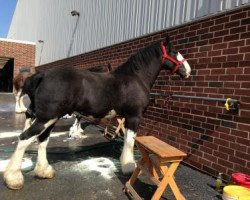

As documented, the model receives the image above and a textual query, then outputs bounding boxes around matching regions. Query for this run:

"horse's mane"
[112,42,161,74]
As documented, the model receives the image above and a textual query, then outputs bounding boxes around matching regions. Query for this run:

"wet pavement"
[0,93,222,200]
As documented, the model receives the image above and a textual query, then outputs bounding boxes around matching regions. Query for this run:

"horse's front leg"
[120,117,140,174]
[3,118,57,189]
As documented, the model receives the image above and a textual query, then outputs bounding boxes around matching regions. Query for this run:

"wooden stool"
[125,136,187,200]
[104,117,125,139]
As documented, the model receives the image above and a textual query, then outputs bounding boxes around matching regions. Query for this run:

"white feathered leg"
[34,138,55,179]
[3,136,36,189]
[69,118,84,138]
[15,90,27,113]
[120,129,136,174]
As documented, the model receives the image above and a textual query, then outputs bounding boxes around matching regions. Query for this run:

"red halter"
[161,42,186,74]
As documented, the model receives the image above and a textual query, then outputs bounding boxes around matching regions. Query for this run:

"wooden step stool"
[124,136,187,200]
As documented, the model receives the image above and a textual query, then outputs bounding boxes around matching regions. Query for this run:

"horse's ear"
[165,35,172,52]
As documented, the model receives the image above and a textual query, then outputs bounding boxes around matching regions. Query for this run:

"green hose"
[0,138,123,155]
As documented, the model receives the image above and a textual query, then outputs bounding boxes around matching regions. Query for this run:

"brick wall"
[0,40,35,77]
[37,6,250,179]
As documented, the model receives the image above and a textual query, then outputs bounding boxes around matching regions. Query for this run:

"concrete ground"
[0,93,223,200]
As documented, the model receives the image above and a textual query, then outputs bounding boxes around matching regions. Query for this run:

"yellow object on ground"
[223,185,250,200]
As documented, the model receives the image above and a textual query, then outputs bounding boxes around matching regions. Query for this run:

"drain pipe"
[150,93,240,111]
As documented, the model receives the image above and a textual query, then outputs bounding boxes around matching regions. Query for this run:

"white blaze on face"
[177,52,191,78]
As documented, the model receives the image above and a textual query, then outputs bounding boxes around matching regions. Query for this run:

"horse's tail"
[21,72,44,98]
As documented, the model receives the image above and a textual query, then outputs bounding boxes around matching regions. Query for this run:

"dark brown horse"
[4,36,191,190]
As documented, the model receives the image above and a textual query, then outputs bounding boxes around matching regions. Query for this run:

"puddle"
[0,157,34,172]
[0,131,69,139]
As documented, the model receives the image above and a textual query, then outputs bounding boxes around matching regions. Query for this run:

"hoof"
[3,171,24,190]
[34,165,55,179]
[121,162,136,175]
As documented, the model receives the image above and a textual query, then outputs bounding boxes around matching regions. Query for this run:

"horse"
[3,36,191,190]
[13,70,34,113]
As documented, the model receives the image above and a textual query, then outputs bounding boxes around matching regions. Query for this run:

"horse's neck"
[135,59,162,90]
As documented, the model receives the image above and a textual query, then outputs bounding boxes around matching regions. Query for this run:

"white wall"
[8,0,250,66]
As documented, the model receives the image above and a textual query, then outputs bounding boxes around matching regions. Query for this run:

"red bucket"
[232,173,250,189]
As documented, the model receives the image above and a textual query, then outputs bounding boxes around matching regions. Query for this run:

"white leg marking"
[69,118,85,139]
[120,129,136,174]
[23,118,32,132]
[15,90,23,113]
[20,95,27,112]
[34,138,55,178]
[3,136,36,189]
[43,119,57,129]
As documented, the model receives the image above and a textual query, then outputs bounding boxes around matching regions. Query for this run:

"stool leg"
[115,118,125,135]
[128,158,144,186]
[151,162,180,200]
[137,144,154,175]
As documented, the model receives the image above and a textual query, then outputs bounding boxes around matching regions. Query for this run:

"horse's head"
[161,36,191,79]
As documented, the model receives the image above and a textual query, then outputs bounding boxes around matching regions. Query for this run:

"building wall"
[8,0,250,66]
[0,39,35,77]
[37,6,250,179]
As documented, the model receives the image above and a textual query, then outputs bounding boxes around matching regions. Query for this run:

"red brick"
[230,143,247,152]
[236,74,250,81]
[227,54,244,61]
[240,46,250,53]
[196,40,209,46]
[235,151,250,162]
[229,40,245,48]
[229,155,246,166]
[225,20,240,28]
[223,48,238,55]
[212,56,227,63]
[230,26,247,34]
[208,50,222,57]
[213,43,228,50]
[218,159,234,169]
[241,32,250,39]
[222,62,239,68]
[241,82,250,88]
[230,11,247,21]
[209,37,223,44]
[226,68,243,74]
[245,53,250,60]
[214,29,229,37]
[215,16,229,25]
[224,34,240,42]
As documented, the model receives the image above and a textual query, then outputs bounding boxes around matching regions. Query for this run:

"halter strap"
[161,42,186,74]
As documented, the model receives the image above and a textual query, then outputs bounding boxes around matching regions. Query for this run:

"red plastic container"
[232,173,250,189]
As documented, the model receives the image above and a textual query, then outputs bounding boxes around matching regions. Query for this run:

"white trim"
[0,38,35,45]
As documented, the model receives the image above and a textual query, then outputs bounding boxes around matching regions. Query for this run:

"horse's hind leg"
[3,118,57,190]
[20,95,27,112]
[34,124,55,179]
